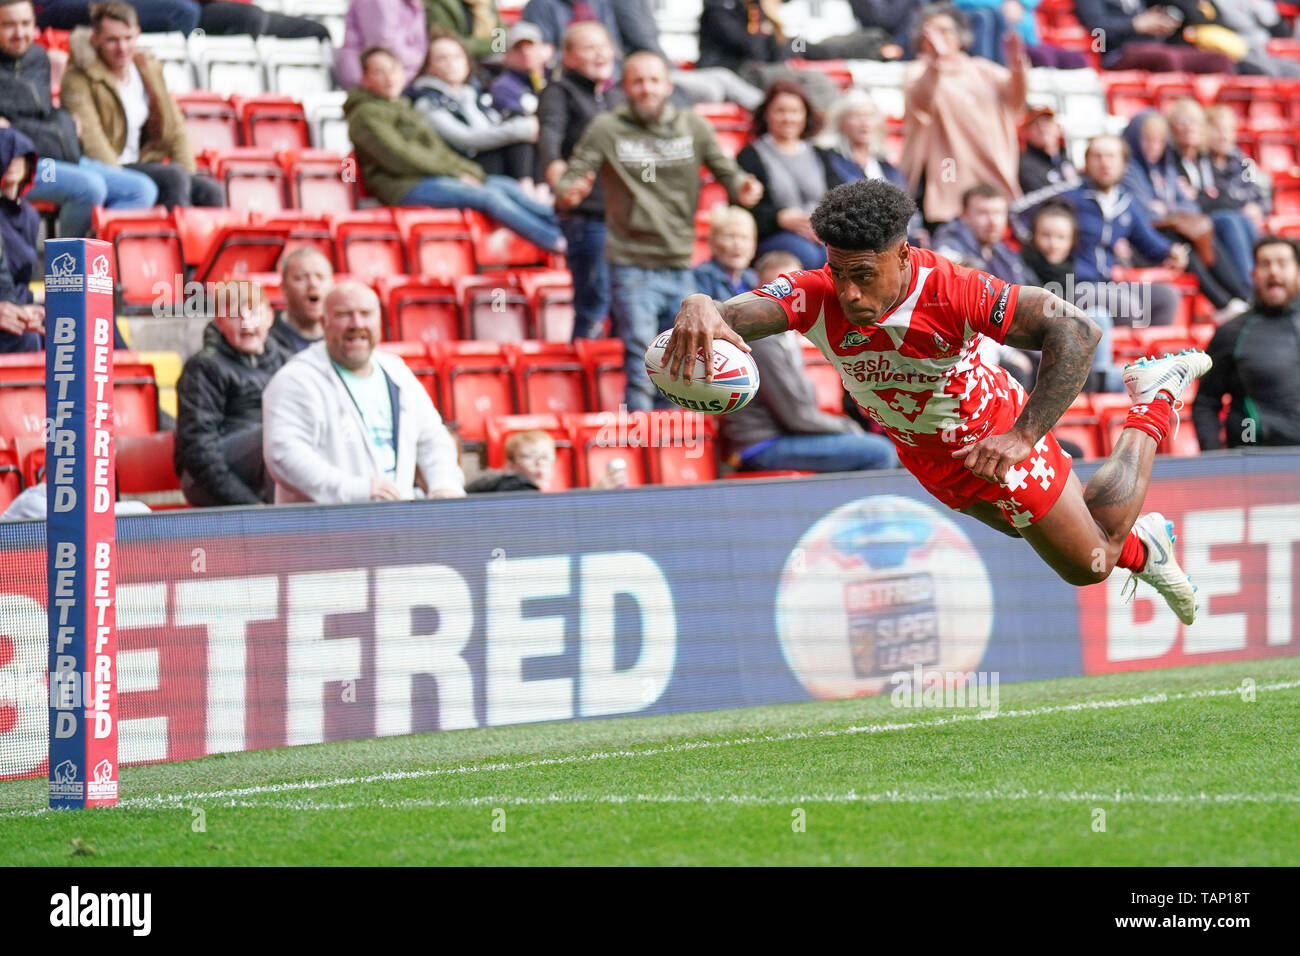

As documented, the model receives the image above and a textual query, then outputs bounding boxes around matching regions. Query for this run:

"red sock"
[1123,396,1173,444]
[1117,531,1147,571]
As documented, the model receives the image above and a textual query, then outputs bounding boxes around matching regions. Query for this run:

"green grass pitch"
[2,658,1297,866]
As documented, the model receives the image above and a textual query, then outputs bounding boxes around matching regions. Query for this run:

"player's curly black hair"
[810,179,916,253]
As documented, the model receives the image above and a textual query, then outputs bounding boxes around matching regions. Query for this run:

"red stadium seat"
[210,148,287,213]
[566,411,650,488]
[279,148,355,213]
[455,274,529,341]
[181,214,291,284]
[514,269,575,342]
[0,354,158,441]
[1271,170,1300,216]
[11,433,45,488]
[1053,421,1102,460]
[241,271,284,309]
[1102,75,1154,119]
[698,172,729,216]
[784,58,853,91]
[375,341,439,405]
[172,206,246,267]
[503,341,588,415]
[248,212,335,267]
[0,441,22,512]
[1267,213,1300,238]
[234,95,310,151]
[692,102,750,128]
[802,342,845,416]
[484,412,575,490]
[330,211,406,281]
[431,341,516,443]
[464,209,550,271]
[374,275,459,345]
[175,91,240,155]
[115,431,182,506]
[392,208,476,279]
[644,410,718,484]
[1251,130,1300,177]
[574,338,624,412]
[94,206,183,310]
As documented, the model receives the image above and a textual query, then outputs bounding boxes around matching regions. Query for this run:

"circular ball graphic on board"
[775,495,994,699]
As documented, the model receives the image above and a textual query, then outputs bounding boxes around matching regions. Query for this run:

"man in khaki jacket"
[59,1,223,209]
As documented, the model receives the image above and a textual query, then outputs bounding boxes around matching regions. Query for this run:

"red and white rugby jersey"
[746,246,1024,452]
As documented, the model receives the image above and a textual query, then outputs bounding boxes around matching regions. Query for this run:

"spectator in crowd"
[408,28,540,187]
[719,248,899,474]
[1166,97,1257,294]
[175,280,288,507]
[346,46,564,253]
[1,0,156,237]
[1213,0,1300,77]
[465,430,556,493]
[0,128,39,307]
[271,246,332,353]
[696,0,898,111]
[60,3,223,210]
[1194,236,1300,449]
[849,0,924,55]
[336,0,428,91]
[422,0,501,60]
[0,249,43,352]
[901,3,1027,226]
[1058,134,1184,327]
[1122,107,1252,320]
[694,205,759,302]
[1016,104,1080,201]
[38,0,331,37]
[951,0,1090,67]
[555,51,763,409]
[489,21,550,118]
[737,80,846,269]
[1202,105,1267,233]
[1073,0,1235,73]
[522,0,622,52]
[263,281,466,504]
[1020,199,1124,392]
[932,183,1037,387]
[539,20,621,340]
[819,90,905,189]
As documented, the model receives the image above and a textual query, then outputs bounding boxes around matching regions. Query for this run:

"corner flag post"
[45,237,119,809]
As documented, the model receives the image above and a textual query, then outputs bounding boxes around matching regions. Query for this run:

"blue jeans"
[400,175,562,252]
[961,5,1008,64]
[560,214,609,339]
[609,264,696,411]
[741,432,900,473]
[1209,209,1256,296]
[37,0,200,33]
[0,329,42,353]
[757,230,827,269]
[25,158,158,237]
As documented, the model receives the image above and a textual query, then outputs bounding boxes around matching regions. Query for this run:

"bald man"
[270,247,333,353]
[262,282,464,504]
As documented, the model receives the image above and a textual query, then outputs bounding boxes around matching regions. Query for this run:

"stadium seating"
[567,412,650,488]
[115,431,184,508]
[0,439,22,511]
[375,341,439,404]
[802,342,846,416]
[644,410,718,485]
[256,36,334,96]
[464,210,550,271]
[455,274,529,341]
[375,275,460,345]
[235,95,311,152]
[136,31,194,93]
[573,338,625,413]
[513,269,575,342]
[94,207,183,311]
[431,341,517,443]
[503,342,589,416]
[210,148,288,213]
[331,211,407,280]
[392,208,476,279]
[190,34,265,97]
[174,91,240,154]
[0,354,159,441]
[280,149,356,213]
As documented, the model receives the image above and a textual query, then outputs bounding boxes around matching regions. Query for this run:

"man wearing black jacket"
[0,0,155,236]
[175,281,288,506]
[1194,236,1300,450]
[538,20,623,341]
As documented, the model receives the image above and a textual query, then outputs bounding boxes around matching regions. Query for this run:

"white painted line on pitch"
[1,678,1295,819]
[209,790,1300,812]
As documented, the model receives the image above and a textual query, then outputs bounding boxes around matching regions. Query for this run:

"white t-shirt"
[116,62,149,165]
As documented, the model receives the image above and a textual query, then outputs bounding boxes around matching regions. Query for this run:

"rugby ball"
[645,331,760,414]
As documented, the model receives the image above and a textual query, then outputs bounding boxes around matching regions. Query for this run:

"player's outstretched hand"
[951,427,1034,484]
[662,293,750,383]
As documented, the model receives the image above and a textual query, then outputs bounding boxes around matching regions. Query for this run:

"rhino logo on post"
[93,759,113,783]
[53,759,77,782]
[50,253,78,277]
[90,255,111,279]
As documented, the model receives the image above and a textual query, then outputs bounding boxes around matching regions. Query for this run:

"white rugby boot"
[1122,512,1198,626]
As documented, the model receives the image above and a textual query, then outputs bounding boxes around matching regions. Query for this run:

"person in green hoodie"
[344,45,564,254]
[555,50,763,410]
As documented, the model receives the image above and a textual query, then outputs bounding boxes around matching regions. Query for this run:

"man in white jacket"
[262,282,466,504]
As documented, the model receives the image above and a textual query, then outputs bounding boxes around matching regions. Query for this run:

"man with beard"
[271,247,332,353]
[1194,237,1300,450]
[262,282,465,504]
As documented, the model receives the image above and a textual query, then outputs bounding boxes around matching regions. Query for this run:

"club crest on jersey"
[840,329,872,349]
[931,332,958,356]
[760,277,794,298]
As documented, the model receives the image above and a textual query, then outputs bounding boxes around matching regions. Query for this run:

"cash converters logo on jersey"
[774,495,994,699]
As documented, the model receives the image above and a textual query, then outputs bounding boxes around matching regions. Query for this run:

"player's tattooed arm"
[1001,286,1102,444]
[663,293,786,381]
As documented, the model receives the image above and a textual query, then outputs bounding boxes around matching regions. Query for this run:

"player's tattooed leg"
[1082,427,1158,549]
